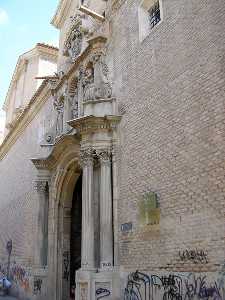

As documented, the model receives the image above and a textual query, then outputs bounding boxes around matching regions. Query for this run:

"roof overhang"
[51,0,73,29]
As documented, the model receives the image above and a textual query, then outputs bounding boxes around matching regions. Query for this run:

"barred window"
[138,0,162,42]
[148,1,161,29]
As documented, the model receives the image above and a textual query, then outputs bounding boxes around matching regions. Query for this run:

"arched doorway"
[59,170,82,300]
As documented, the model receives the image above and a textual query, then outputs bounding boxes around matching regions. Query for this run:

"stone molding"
[31,134,80,171]
[68,115,121,135]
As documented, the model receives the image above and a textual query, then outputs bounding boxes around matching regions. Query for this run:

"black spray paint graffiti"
[96,288,111,300]
[63,251,69,281]
[179,250,208,264]
[33,278,42,295]
[184,274,222,300]
[124,271,225,300]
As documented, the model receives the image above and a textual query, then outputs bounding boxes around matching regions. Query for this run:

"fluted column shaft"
[34,180,49,266]
[98,150,113,269]
[80,149,95,270]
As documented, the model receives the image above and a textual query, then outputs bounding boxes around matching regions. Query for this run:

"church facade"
[1,0,225,300]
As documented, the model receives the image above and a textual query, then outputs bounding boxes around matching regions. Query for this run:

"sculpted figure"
[82,54,112,101]
[72,90,79,118]
[53,96,64,136]
[95,58,112,99]
[82,65,95,101]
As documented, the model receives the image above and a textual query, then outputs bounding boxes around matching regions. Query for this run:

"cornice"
[0,80,50,161]
[68,115,122,135]
[51,0,73,29]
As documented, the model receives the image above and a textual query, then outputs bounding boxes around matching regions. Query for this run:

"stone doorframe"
[32,134,81,300]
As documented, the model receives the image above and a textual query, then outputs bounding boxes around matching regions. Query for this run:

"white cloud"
[0,8,9,25]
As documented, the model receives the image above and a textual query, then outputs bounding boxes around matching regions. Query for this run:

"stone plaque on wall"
[139,192,160,226]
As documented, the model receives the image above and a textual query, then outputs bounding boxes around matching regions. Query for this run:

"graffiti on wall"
[33,277,43,295]
[63,251,70,281]
[179,250,208,264]
[0,262,31,292]
[124,270,225,300]
[96,288,111,300]
[95,282,111,300]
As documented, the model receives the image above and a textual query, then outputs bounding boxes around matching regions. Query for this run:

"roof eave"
[51,0,73,29]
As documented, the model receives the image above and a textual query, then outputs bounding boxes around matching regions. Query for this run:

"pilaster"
[97,149,113,270]
[34,175,50,267]
[80,148,96,271]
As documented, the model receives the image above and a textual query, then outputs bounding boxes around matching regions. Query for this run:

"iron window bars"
[148,1,161,29]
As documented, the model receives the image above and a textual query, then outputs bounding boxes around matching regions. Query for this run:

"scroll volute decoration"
[82,52,112,102]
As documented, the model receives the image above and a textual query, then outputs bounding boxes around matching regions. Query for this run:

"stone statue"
[82,65,95,101]
[53,95,64,136]
[82,54,112,101]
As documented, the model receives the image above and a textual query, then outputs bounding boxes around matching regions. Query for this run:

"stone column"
[98,149,113,269]
[80,148,95,270]
[34,179,49,266]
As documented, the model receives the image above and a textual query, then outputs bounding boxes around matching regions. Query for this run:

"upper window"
[148,1,161,29]
[138,0,162,42]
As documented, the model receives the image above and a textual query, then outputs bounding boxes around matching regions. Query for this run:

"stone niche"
[81,46,116,117]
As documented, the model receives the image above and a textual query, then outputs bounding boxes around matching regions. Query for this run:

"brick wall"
[109,0,225,272]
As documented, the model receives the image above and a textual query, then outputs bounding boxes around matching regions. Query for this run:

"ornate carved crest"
[63,15,83,62]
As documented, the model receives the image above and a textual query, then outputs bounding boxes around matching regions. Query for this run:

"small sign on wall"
[121,222,133,232]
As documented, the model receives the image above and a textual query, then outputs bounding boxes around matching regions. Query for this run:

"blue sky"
[0,0,59,129]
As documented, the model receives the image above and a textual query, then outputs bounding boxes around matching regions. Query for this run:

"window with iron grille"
[148,1,161,29]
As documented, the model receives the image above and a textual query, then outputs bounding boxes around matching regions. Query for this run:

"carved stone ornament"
[96,149,112,164]
[82,54,112,101]
[70,90,79,119]
[63,15,83,62]
[34,181,48,193]
[80,148,95,167]
[82,65,95,101]
[53,95,64,136]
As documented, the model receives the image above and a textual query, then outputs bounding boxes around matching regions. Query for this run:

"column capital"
[96,149,112,164]
[34,180,48,194]
[80,147,94,167]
